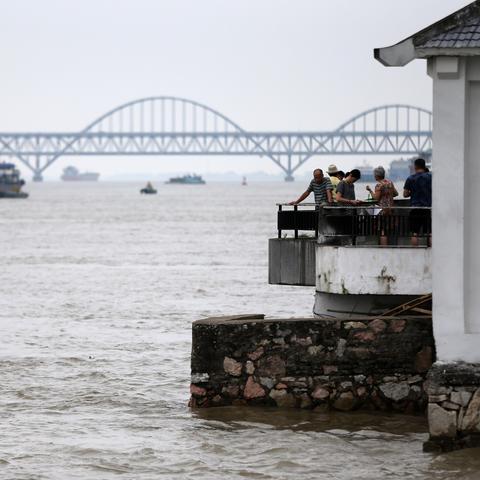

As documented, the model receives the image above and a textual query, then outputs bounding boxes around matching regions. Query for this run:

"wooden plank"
[410,307,432,315]
[380,294,432,317]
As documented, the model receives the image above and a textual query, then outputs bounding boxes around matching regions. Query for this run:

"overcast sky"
[0,0,469,179]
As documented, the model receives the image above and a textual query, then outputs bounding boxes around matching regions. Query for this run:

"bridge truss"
[0,97,432,181]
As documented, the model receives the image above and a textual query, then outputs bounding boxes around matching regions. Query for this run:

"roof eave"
[416,47,480,57]
[374,38,417,66]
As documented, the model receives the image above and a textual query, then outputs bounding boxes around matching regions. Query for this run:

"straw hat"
[327,164,339,175]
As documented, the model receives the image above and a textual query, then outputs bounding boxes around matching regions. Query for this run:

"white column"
[430,56,480,361]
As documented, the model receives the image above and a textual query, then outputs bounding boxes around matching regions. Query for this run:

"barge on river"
[165,174,205,185]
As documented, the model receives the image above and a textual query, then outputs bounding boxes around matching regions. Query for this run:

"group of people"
[289,158,432,246]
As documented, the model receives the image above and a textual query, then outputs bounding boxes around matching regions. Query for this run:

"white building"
[376,0,480,450]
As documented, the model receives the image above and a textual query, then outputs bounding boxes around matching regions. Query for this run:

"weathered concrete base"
[423,362,480,452]
[190,315,434,413]
[268,238,316,286]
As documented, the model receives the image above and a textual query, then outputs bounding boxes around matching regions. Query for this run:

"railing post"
[294,204,298,239]
[352,209,357,246]
[278,204,282,239]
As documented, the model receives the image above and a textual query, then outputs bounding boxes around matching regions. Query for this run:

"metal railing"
[277,203,319,238]
[277,203,431,245]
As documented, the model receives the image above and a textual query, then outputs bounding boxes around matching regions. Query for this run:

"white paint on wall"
[316,246,431,296]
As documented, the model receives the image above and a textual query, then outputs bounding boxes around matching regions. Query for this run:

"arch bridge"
[0,97,432,181]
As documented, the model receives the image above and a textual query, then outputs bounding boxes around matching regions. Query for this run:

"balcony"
[269,203,431,289]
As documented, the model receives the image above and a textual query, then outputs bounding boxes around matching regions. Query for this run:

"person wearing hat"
[327,164,342,194]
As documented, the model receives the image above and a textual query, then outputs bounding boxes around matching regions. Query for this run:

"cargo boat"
[165,174,206,185]
[61,166,100,181]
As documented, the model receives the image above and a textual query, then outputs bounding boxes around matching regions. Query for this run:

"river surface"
[0,181,479,480]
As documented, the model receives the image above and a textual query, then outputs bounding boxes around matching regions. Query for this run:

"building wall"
[429,55,480,361]
[315,246,431,295]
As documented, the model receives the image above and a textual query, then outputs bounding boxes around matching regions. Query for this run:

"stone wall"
[424,362,480,452]
[190,314,434,413]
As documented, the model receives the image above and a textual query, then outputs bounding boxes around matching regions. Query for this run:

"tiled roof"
[375,1,480,66]
[418,21,480,49]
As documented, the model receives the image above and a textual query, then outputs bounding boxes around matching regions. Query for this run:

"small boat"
[242,176,247,186]
[0,163,29,198]
[165,174,206,185]
[140,182,157,194]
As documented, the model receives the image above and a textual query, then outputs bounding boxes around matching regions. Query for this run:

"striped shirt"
[307,177,333,204]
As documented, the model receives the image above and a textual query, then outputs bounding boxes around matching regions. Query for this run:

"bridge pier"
[284,174,295,182]
[33,155,43,182]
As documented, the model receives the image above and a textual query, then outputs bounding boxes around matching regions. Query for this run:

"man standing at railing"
[289,168,333,206]
[335,169,362,205]
[404,158,432,247]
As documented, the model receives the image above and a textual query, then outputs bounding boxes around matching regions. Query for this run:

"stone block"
[269,389,296,408]
[429,394,448,403]
[247,347,264,361]
[190,385,207,397]
[300,393,313,409]
[257,355,286,377]
[259,377,275,390]
[380,382,410,402]
[451,391,472,407]
[307,345,324,356]
[245,361,255,375]
[389,319,406,333]
[353,330,376,342]
[461,388,480,432]
[357,386,368,398]
[223,357,242,377]
[441,401,460,411]
[333,392,356,411]
[312,386,330,400]
[369,319,386,333]
[344,321,367,330]
[428,404,457,438]
[244,376,265,400]
[336,338,347,357]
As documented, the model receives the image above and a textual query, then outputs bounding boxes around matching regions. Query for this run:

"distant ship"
[388,158,415,181]
[354,157,426,182]
[165,174,206,185]
[0,163,28,198]
[61,166,100,182]
[354,160,375,182]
